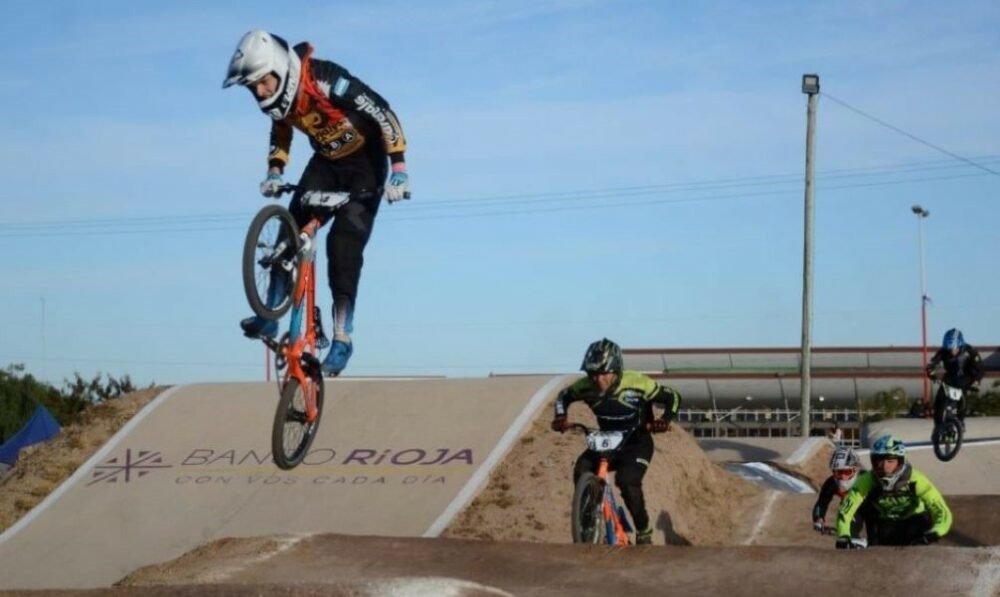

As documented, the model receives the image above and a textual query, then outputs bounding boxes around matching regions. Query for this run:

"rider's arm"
[926,348,944,373]
[553,380,587,419]
[812,476,837,522]
[267,120,294,172]
[966,347,985,385]
[653,384,682,423]
[913,469,953,538]
[311,58,407,162]
[836,472,873,537]
[626,371,682,423]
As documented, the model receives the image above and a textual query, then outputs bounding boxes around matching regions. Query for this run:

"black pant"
[287,148,387,325]
[573,432,654,533]
[933,384,966,427]
[869,512,933,546]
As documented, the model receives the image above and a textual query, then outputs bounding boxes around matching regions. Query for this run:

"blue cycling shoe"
[322,338,353,376]
[240,315,278,340]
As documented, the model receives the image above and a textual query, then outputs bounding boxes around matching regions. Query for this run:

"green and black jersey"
[836,466,952,538]
[554,370,681,435]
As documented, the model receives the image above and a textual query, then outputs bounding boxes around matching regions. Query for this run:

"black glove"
[835,536,851,550]
[550,416,570,433]
[649,418,670,433]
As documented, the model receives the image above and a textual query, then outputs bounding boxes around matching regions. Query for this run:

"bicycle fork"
[597,460,633,545]
[284,223,322,423]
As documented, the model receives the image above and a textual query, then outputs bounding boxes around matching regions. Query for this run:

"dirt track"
[109,533,1000,597]
[3,384,1000,596]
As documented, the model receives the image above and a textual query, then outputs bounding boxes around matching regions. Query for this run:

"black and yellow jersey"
[267,43,406,169]
[554,370,681,435]
[836,466,952,538]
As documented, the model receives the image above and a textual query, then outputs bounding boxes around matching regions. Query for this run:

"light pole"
[911,204,930,412]
[800,73,820,438]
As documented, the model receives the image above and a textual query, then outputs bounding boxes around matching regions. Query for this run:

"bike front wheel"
[271,366,325,470]
[572,472,607,544]
[243,204,299,320]
[932,419,963,462]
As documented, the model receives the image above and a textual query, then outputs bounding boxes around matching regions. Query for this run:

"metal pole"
[800,74,819,438]
[40,297,46,382]
[912,205,930,412]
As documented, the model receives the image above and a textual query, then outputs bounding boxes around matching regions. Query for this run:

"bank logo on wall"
[87,446,475,488]
[87,449,172,486]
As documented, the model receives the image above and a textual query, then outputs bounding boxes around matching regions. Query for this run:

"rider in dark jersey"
[551,338,682,545]
[223,30,409,376]
[926,328,984,428]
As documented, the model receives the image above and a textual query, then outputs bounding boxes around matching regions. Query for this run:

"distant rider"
[926,328,983,428]
[836,434,952,547]
[812,446,871,539]
[550,338,682,545]
[223,30,410,376]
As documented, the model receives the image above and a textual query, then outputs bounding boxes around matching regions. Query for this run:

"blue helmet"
[942,328,965,351]
[870,434,909,491]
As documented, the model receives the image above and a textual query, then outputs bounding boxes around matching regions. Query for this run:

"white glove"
[386,165,410,203]
[260,172,284,198]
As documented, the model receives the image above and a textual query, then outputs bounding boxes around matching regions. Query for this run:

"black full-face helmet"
[581,338,623,375]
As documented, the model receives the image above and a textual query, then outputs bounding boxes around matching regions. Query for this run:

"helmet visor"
[833,468,856,481]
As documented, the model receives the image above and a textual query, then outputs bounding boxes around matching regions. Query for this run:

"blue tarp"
[0,405,61,466]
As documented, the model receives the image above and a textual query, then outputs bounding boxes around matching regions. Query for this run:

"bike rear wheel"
[243,204,299,320]
[571,472,607,544]
[932,418,963,462]
[271,364,325,470]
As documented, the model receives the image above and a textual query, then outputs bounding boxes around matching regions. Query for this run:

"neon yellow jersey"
[554,370,681,433]
[836,466,951,538]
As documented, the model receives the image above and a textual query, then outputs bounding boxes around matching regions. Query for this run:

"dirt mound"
[443,404,764,545]
[114,532,1000,597]
[0,387,166,533]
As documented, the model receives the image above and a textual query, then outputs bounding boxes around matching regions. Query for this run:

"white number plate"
[943,385,963,402]
[586,431,625,453]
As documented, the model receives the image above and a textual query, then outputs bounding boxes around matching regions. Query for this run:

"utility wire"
[0,155,997,237]
[822,92,1000,177]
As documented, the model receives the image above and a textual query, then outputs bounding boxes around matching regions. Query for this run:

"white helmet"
[222,30,301,120]
[829,446,860,493]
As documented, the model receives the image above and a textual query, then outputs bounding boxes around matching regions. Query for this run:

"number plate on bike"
[586,431,625,453]
[943,385,963,401]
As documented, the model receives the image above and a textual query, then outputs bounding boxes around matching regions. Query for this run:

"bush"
[0,364,147,443]
[967,380,1000,416]
[860,386,912,422]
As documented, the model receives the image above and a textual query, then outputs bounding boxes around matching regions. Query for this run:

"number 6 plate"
[586,430,625,453]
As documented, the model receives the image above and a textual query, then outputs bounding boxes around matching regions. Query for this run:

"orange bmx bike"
[242,185,348,470]
[568,423,636,545]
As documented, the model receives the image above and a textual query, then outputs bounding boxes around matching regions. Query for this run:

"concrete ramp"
[0,376,567,590]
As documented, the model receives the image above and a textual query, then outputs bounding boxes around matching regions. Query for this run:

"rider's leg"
[933,386,946,427]
[613,434,654,543]
[240,271,286,338]
[322,196,379,375]
[572,451,599,484]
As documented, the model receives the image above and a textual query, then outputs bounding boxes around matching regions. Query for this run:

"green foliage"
[967,380,1000,416]
[860,386,913,422]
[0,364,144,443]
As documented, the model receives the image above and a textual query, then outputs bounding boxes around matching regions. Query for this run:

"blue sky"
[1,0,998,386]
